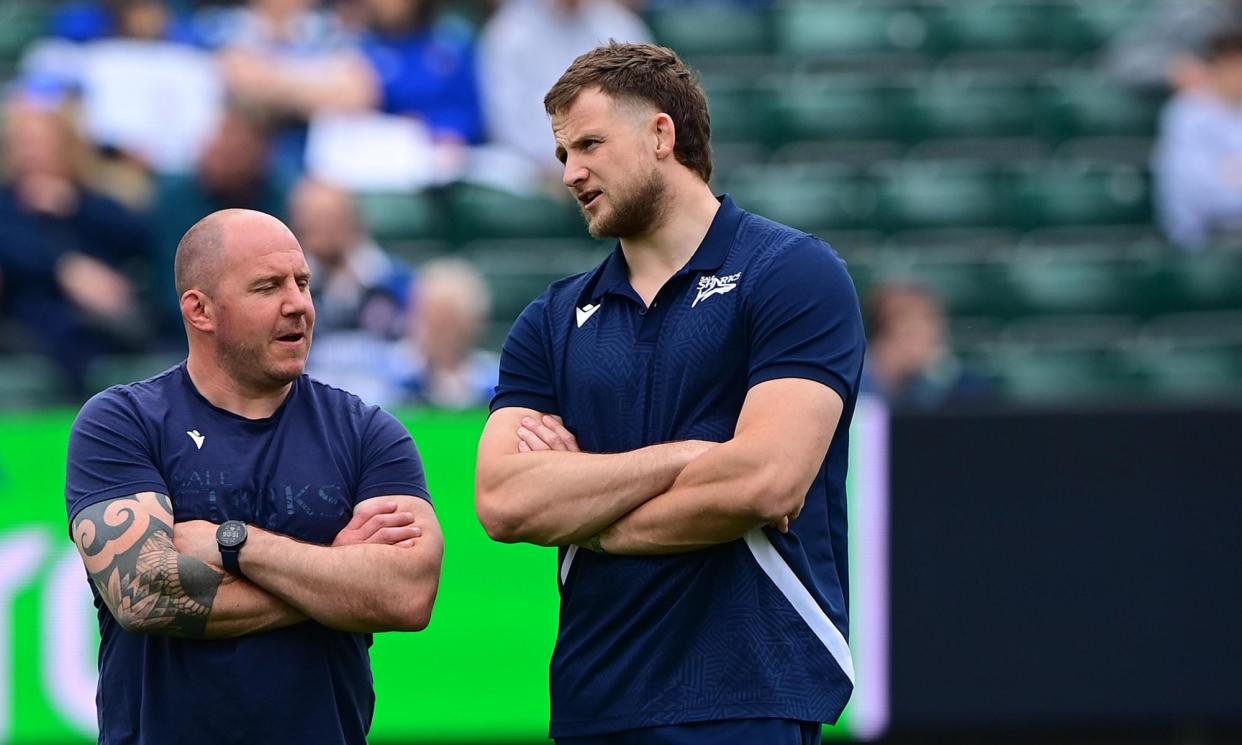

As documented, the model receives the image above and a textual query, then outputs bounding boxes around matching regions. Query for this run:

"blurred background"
[0,0,1238,743]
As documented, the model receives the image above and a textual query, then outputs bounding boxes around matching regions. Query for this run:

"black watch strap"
[219,546,243,577]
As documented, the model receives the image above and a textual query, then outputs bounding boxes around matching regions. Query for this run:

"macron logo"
[576,302,601,328]
[692,272,742,307]
[186,430,205,450]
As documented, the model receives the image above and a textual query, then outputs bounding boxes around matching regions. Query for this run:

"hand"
[516,414,580,452]
[56,252,137,320]
[333,501,421,547]
[173,520,224,570]
[768,502,803,534]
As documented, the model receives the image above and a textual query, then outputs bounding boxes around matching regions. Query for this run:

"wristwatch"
[216,521,248,578]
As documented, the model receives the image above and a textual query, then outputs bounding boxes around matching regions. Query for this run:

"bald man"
[64,209,443,745]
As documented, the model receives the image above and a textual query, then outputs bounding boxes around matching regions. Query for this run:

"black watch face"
[217,521,246,548]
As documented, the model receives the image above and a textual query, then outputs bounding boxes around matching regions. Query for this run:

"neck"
[186,350,292,420]
[619,176,720,302]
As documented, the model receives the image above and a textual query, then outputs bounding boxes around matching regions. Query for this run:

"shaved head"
[174,209,294,297]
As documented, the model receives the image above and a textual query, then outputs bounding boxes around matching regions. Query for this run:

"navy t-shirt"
[491,196,865,737]
[65,363,430,745]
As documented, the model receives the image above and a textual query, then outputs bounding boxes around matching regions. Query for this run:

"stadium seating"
[356,191,450,244]
[0,354,72,409]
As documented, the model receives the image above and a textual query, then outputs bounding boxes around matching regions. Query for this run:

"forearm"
[476,441,704,546]
[205,573,307,638]
[598,440,800,555]
[240,528,440,633]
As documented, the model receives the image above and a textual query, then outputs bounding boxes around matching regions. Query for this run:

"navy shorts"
[556,719,822,745]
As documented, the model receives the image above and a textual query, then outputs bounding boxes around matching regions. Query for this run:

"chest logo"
[576,302,601,328]
[186,430,206,450]
[692,272,742,307]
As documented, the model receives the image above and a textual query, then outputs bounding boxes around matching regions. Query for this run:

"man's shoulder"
[74,365,181,426]
[733,209,840,271]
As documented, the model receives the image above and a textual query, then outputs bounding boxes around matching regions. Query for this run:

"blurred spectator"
[861,283,992,409]
[1154,29,1242,250]
[399,258,498,408]
[20,0,218,205]
[195,0,379,180]
[1104,0,1242,91]
[150,107,285,334]
[308,258,497,409]
[290,178,412,336]
[477,0,650,190]
[358,0,484,144]
[0,99,154,395]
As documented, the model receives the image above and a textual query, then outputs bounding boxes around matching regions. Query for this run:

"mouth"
[577,189,603,210]
[274,331,306,345]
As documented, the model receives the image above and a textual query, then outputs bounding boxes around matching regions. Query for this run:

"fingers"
[518,440,531,452]
[518,415,580,452]
[342,501,398,532]
[541,415,580,452]
[368,525,421,545]
[770,516,790,534]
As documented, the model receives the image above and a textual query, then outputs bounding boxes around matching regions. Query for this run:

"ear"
[652,112,676,161]
[181,289,214,333]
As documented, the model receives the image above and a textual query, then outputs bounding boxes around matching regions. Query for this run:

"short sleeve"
[745,236,866,403]
[65,389,169,528]
[357,409,431,505]
[490,294,558,414]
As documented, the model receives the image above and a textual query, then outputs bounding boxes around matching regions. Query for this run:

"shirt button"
[639,309,647,316]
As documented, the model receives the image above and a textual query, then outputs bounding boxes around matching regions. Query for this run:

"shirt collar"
[579,194,743,306]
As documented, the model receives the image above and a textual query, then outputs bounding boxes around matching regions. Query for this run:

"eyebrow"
[555,134,604,165]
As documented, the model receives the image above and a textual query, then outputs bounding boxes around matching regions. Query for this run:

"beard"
[215,316,309,393]
[582,167,668,239]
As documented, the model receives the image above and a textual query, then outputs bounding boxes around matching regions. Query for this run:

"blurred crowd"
[1,0,1241,411]
[0,0,670,407]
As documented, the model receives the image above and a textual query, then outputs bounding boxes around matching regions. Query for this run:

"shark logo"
[692,272,742,307]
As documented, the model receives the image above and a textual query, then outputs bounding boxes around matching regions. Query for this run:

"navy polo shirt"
[491,196,865,737]
[65,363,430,745]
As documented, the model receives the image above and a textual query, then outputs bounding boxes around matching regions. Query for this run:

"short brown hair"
[544,41,713,183]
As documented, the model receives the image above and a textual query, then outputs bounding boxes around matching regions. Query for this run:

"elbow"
[744,470,807,524]
[388,565,441,632]
[475,485,527,544]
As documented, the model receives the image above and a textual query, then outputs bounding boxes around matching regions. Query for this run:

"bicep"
[478,406,545,461]
[735,378,844,479]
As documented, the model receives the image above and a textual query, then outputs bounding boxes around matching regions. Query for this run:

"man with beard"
[64,209,443,745]
[475,42,865,745]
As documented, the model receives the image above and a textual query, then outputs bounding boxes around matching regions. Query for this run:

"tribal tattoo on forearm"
[73,492,223,637]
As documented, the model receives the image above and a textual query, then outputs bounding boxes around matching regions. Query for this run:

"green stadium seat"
[648,6,771,56]
[1051,0,1156,53]
[699,75,761,144]
[1036,74,1163,142]
[856,247,1016,318]
[85,353,185,395]
[1011,161,1151,229]
[382,240,454,267]
[1005,248,1153,316]
[1128,318,1242,397]
[892,75,1036,141]
[909,137,1048,163]
[1055,136,1155,166]
[461,240,608,323]
[0,354,73,409]
[775,1,928,57]
[874,161,1009,230]
[758,74,899,144]
[724,164,879,232]
[0,1,48,63]
[356,190,449,243]
[1150,251,1242,311]
[771,140,906,169]
[985,315,1143,401]
[446,184,584,242]
[925,1,1052,54]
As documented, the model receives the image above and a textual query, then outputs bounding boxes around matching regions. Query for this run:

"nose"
[281,280,312,317]
[562,156,587,190]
